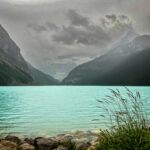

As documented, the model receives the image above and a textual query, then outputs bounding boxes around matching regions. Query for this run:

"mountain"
[116,30,139,46]
[0,25,30,73]
[0,24,59,85]
[63,34,150,85]
[28,64,59,85]
[93,48,150,85]
[0,60,33,85]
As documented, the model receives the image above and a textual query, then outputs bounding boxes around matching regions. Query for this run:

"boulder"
[5,136,21,144]
[0,140,17,148]
[56,135,73,144]
[24,138,34,145]
[35,137,59,150]
[0,144,16,150]
[19,143,35,150]
[0,140,17,150]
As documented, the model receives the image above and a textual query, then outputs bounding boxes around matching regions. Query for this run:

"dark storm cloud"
[52,25,110,46]
[105,14,117,22]
[27,22,59,33]
[27,24,47,33]
[101,14,132,29]
[67,9,89,27]
[53,10,110,46]
[45,22,59,31]
[52,10,132,46]
[100,14,133,39]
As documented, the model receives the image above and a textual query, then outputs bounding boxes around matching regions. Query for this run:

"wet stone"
[19,143,35,150]
[35,137,59,150]
[5,136,21,145]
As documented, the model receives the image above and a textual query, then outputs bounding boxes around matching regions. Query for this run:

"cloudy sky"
[0,0,150,80]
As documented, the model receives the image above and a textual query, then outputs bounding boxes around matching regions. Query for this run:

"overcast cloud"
[0,0,150,80]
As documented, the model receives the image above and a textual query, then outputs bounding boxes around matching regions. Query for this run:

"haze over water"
[0,86,149,138]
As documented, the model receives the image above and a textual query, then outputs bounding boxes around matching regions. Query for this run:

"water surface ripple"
[0,86,149,138]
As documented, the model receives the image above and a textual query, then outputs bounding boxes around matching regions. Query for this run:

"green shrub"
[96,87,150,150]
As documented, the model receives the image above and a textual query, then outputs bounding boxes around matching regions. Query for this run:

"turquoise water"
[0,86,150,138]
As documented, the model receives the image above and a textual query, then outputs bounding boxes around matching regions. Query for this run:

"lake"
[0,86,149,138]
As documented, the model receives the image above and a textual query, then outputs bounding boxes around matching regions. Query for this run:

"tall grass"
[96,87,150,150]
[62,140,77,150]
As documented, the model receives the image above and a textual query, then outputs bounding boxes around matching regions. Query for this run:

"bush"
[96,87,150,150]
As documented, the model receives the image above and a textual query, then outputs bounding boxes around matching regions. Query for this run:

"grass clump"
[62,140,88,150]
[62,140,77,150]
[96,87,150,150]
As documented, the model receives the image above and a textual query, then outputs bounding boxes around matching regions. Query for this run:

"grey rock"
[35,137,59,150]
[24,138,34,145]
[5,136,21,144]
[56,135,73,144]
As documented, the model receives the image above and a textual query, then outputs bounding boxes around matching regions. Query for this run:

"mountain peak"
[119,29,139,45]
[125,30,139,39]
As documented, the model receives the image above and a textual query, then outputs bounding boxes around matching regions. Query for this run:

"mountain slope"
[92,48,150,85]
[0,61,33,85]
[0,24,59,85]
[63,34,150,85]
[0,25,30,73]
[28,64,59,85]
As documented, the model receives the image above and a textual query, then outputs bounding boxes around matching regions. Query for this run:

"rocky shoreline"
[0,130,99,150]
